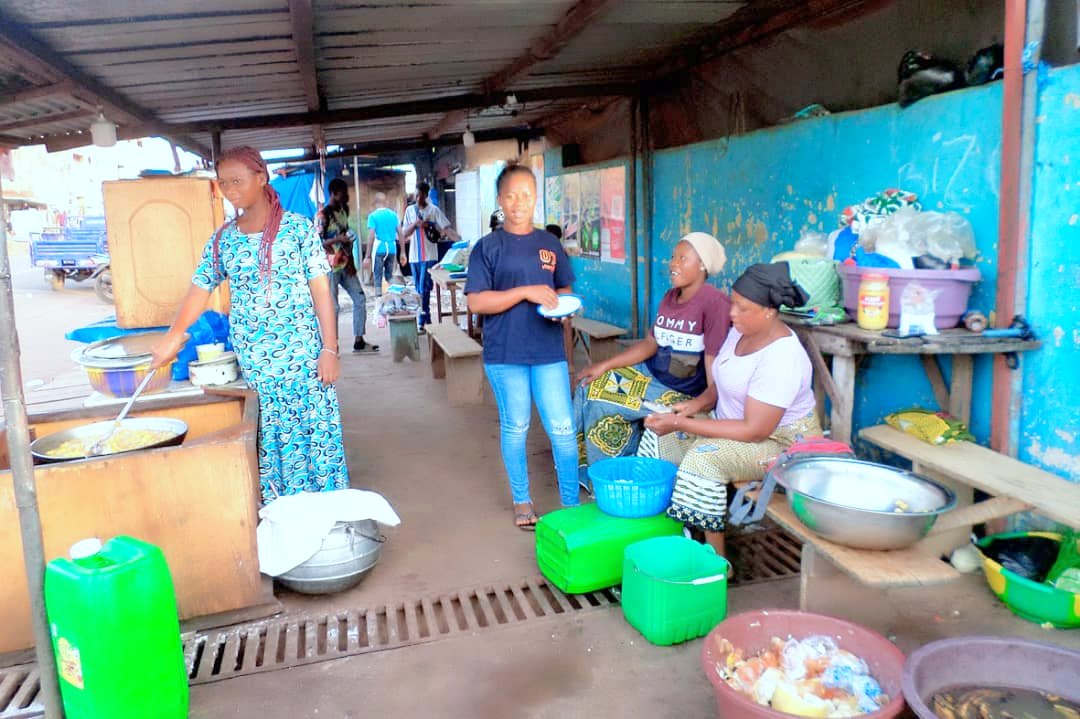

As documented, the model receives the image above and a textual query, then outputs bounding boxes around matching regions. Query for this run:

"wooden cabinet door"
[104,178,230,329]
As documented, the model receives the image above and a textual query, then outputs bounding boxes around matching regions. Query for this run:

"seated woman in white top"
[642,262,821,557]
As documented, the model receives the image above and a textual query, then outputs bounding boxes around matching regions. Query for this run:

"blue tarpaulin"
[270,171,320,219]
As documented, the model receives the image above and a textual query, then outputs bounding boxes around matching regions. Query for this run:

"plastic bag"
[437,240,471,271]
[793,231,829,257]
[980,535,1061,583]
[898,282,940,336]
[175,311,231,381]
[1047,532,1080,588]
[861,208,976,267]
[885,408,975,445]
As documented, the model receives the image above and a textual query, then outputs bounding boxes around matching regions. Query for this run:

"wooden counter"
[0,389,275,655]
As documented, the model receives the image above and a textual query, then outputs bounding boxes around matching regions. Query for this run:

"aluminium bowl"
[30,417,188,464]
[771,456,956,550]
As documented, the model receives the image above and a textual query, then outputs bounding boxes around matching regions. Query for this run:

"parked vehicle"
[90,254,112,303]
[29,216,110,296]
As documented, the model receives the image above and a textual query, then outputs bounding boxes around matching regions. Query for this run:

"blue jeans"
[484,362,581,507]
[410,260,436,326]
[371,251,395,296]
[329,269,366,338]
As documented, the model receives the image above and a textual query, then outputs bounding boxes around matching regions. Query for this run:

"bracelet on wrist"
[320,347,338,357]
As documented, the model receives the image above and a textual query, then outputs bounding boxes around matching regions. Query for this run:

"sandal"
[513,510,538,531]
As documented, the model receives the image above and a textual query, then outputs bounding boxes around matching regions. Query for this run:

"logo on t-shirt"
[539,249,556,272]
[653,315,705,352]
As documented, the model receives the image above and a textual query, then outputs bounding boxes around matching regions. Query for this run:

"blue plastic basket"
[588,457,678,518]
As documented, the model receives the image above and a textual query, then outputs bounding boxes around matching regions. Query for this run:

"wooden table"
[427,266,476,339]
[783,319,1041,445]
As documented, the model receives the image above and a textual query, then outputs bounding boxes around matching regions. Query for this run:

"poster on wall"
[560,172,581,249]
[530,154,545,228]
[544,175,562,227]
[600,166,626,264]
[578,170,602,259]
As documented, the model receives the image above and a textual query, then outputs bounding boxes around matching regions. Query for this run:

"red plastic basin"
[701,609,907,718]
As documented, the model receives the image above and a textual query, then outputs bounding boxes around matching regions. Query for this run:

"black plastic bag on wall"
[897,50,967,108]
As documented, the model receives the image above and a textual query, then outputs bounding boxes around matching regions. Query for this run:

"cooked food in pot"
[44,428,180,458]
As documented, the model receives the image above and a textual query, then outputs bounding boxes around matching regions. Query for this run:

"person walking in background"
[317,178,377,353]
[400,181,458,331]
[151,146,349,503]
[466,165,580,530]
[365,192,398,297]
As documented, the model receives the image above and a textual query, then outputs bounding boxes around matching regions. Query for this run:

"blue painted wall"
[558,63,1080,484]
[1019,65,1080,484]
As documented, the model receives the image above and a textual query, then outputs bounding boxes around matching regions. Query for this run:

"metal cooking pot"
[771,456,957,550]
[276,520,384,595]
[30,417,188,464]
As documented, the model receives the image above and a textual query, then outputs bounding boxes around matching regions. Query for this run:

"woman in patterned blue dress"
[151,146,349,503]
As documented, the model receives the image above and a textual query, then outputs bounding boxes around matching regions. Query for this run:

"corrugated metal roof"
[0,0,847,156]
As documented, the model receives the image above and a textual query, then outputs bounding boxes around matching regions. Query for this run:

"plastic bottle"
[45,536,188,719]
[856,273,890,330]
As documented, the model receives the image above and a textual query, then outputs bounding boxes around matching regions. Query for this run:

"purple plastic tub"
[902,636,1080,718]
[838,265,981,329]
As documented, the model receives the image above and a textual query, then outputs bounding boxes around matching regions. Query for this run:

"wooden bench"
[768,424,1080,627]
[427,322,485,406]
[571,317,628,366]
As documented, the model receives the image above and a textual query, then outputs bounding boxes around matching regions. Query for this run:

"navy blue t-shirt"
[465,229,575,365]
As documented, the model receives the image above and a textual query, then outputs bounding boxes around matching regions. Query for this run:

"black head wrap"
[731,262,809,310]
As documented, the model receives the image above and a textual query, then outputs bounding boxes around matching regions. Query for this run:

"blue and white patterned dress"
[193,211,350,504]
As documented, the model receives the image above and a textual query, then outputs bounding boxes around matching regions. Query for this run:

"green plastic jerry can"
[536,502,682,593]
[44,536,188,719]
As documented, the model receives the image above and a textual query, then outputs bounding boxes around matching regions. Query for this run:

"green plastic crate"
[536,503,681,594]
[621,536,729,645]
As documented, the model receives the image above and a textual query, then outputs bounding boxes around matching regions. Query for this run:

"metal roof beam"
[289,126,545,164]
[0,109,93,134]
[428,0,621,140]
[0,9,212,158]
[0,81,76,106]
[127,82,635,135]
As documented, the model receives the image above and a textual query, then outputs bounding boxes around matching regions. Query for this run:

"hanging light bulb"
[90,109,117,147]
[462,123,476,148]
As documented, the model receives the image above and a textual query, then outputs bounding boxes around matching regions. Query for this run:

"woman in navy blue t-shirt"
[466,165,580,529]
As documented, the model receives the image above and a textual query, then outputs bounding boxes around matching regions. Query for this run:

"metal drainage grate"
[0,530,802,714]
[183,575,617,684]
[0,667,40,719]
[728,524,804,585]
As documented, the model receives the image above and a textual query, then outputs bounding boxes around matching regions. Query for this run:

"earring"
[700,265,707,271]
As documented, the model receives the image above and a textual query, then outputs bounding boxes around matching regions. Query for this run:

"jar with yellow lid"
[856,273,890,330]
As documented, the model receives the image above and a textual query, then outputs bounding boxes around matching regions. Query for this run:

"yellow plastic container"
[856,272,890,330]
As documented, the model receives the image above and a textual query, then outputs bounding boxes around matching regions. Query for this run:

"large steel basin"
[772,456,956,550]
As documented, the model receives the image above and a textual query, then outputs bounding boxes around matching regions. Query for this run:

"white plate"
[537,294,582,318]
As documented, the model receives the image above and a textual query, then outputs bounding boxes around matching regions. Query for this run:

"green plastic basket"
[621,536,730,646]
[536,503,681,594]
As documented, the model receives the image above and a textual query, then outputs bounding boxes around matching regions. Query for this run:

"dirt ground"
[10,255,1080,718]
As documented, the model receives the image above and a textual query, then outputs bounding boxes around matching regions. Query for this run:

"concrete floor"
[12,271,1080,717]
[185,303,1080,719]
